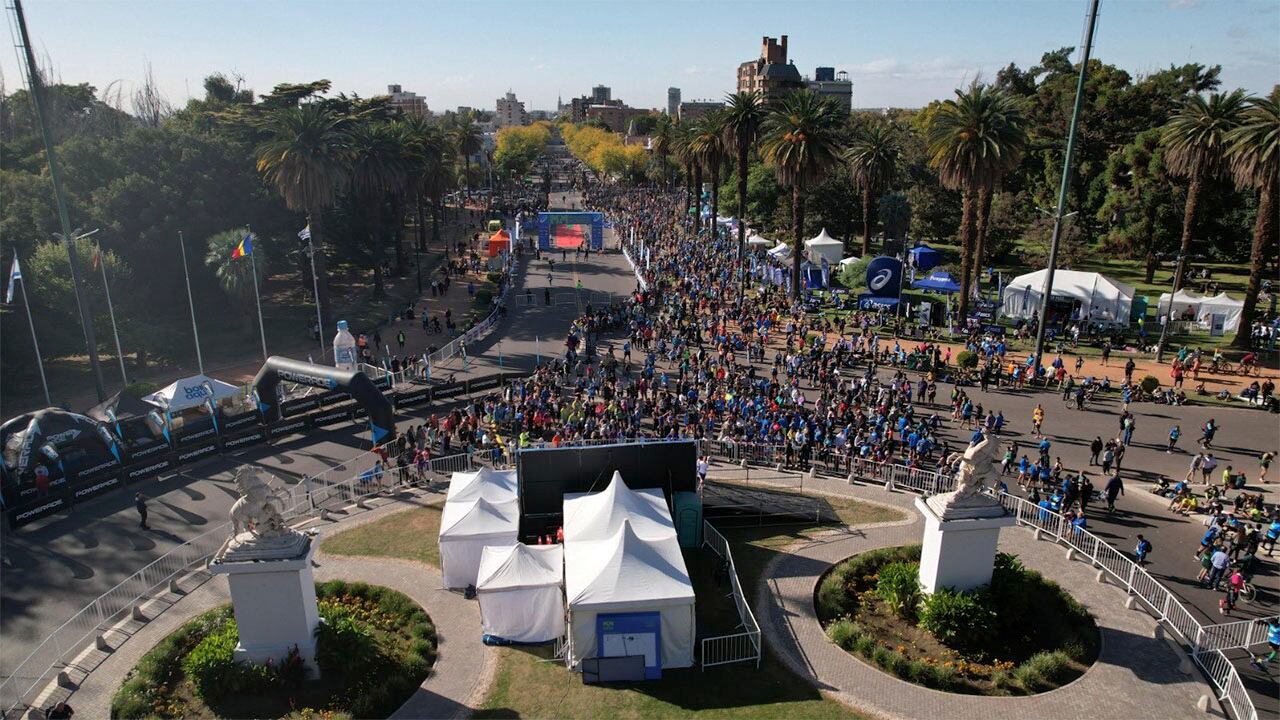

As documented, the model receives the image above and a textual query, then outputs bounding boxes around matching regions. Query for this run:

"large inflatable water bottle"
[333,320,358,371]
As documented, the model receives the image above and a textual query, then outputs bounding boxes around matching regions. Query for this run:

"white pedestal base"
[210,542,320,673]
[915,497,1015,594]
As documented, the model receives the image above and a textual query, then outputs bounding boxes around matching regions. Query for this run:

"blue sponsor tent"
[908,245,942,273]
[912,271,961,294]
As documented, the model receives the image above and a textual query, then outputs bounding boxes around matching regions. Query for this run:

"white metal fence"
[700,520,762,669]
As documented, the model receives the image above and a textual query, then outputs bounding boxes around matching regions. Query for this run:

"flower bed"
[816,545,1098,695]
[111,580,436,719]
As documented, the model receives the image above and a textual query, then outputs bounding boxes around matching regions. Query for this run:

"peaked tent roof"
[144,375,241,412]
[489,228,511,241]
[447,467,518,505]
[804,228,843,247]
[88,391,164,423]
[912,271,961,293]
[563,471,675,542]
[747,233,773,246]
[908,244,942,273]
[566,519,694,609]
[1005,269,1135,299]
[439,497,519,539]
[476,543,564,592]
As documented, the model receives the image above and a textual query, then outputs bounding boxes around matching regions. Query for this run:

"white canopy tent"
[1002,269,1135,324]
[563,472,675,543]
[144,375,241,412]
[1197,293,1243,332]
[1157,289,1204,321]
[446,467,518,505]
[767,243,790,260]
[476,544,565,643]
[804,228,844,266]
[839,255,861,269]
[565,520,696,673]
[747,233,773,247]
[439,497,520,588]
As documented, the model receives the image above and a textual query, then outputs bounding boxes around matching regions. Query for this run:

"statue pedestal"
[209,534,320,673]
[915,497,1015,594]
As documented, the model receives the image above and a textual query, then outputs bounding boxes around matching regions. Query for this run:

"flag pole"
[305,226,325,361]
[246,226,268,362]
[178,230,205,374]
[91,231,128,384]
[15,254,51,405]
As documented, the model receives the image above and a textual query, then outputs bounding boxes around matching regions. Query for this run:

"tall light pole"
[1031,0,1101,371]
[1154,251,1188,364]
[12,0,106,401]
[59,228,128,384]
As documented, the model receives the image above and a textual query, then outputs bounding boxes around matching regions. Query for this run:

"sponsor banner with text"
[467,376,502,394]
[174,441,219,465]
[219,412,262,433]
[7,491,70,528]
[268,417,311,440]
[309,406,354,428]
[126,441,172,463]
[394,388,431,409]
[124,456,174,482]
[176,425,219,446]
[282,397,322,417]
[430,381,467,401]
[221,429,267,452]
[70,473,122,504]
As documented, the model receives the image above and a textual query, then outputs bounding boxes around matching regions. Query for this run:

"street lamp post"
[1154,251,1188,364]
[68,228,128,384]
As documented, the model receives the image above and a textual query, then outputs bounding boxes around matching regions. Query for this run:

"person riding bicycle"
[1241,351,1257,373]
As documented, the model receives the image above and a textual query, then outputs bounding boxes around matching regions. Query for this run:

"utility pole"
[12,0,106,400]
[1032,0,1101,372]
[1154,251,1187,364]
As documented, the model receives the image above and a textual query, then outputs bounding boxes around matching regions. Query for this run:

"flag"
[298,225,311,241]
[92,244,101,272]
[231,233,253,259]
[6,255,21,304]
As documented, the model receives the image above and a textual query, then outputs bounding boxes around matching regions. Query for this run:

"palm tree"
[400,114,433,254]
[689,111,729,235]
[844,121,902,256]
[723,91,765,293]
[651,114,675,187]
[255,103,351,328]
[759,91,846,296]
[349,121,411,297]
[926,83,1027,318]
[878,192,912,243]
[420,123,455,249]
[1225,88,1278,349]
[672,123,699,232]
[452,114,483,204]
[204,229,267,334]
[1161,90,1247,291]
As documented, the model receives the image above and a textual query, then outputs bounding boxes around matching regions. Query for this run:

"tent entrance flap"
[597,612,662,680]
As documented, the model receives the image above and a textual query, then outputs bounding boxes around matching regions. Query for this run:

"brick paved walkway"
[52,493,494,720]
[750,479,1218,720]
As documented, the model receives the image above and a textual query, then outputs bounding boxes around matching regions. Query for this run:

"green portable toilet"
[673,491,703,548]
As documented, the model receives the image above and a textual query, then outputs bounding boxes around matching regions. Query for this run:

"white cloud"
[1168,0,1201,8]
[845,56,984,82]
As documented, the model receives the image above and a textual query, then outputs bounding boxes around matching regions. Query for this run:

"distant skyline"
[2,0,1276,114]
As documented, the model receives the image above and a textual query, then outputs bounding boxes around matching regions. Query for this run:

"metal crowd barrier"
[700,520,762,669]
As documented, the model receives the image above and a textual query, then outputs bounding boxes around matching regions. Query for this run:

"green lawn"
[320,500,445,567]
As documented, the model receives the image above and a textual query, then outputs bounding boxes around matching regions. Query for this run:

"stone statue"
[925,434,1007,520]
[218,467,309,562]
[230,467,289,538]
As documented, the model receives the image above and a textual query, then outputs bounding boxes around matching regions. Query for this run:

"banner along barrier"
[70,472,123,504]
[218,411,262,433]
[267,416,311,441]
[173,440,219,465]
[281,396,322,418]
[123,454,174,483]
[309,405,355,428]
[220,428,268,453]
[125,441,171,464]
[6,490,70,528]
[174,423,218,447]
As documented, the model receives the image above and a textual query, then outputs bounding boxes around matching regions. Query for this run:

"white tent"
[804,228,844,266]
[144,375,241,412]
[839,255,861,268]
[767,243,790,259]
[563,472,675,543]
[747,233,773,247]
[565,520,696,674]
[476,544,565,643]
[1197,293,1244,332]
[1002,269,1134,324]
[439,497,520,588]
[446,467,518,505]
[1157,289,1204,321]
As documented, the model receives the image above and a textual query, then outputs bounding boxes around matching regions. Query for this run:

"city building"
[495,91,528,127]
[736,35,804,106]
[677,99,723,123]
[585,104,649,133]
[667,87,681,116]
[806,67,853,111]
[386,84,428,116]
[591,85,612,104]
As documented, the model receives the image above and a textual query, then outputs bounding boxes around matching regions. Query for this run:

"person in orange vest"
[555,526,565,543]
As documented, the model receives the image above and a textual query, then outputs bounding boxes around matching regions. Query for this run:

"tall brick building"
[736,35,804,105]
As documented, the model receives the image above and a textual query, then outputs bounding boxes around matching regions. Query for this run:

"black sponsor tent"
[88,392,167,446]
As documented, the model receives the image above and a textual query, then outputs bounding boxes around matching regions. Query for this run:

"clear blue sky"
[3,0,1276,113]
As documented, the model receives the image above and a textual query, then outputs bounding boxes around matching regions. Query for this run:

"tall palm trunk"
[1173,174,1203,292]
[737,140,749,295]
[973,184,994,292]
[415,191,427,252]
[1232,179,1276,348]
[464,156,472,204]
[432,193,443,247]
[306,207,333,330]
[693,163,703,235]
[710,161,721,233]
[957,185,977,319]
[860,186,873,256]
[1143,201,1159,284]
[791,183,805,297]
[390,193,407,276]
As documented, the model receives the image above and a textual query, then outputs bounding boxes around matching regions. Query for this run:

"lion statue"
[229,467,289,539]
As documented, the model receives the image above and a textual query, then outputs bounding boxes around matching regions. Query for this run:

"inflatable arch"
[251,356,396,445]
